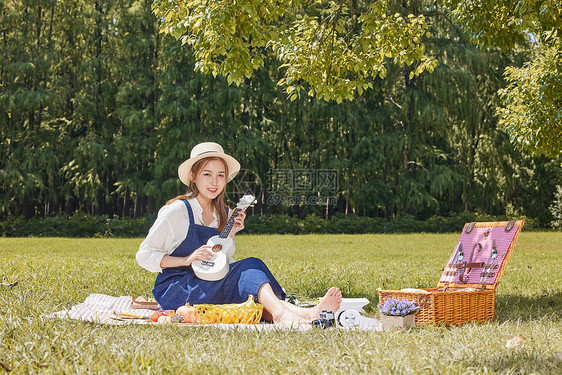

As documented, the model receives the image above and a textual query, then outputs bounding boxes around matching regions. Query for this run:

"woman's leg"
[258,283,306,325]
[258,283,342,325]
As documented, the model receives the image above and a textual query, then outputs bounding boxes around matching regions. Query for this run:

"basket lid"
[437,220,524,291]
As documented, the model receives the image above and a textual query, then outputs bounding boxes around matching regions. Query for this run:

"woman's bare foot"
[272,307,309,327]
[258,283,342,326]
[309,287,342,320]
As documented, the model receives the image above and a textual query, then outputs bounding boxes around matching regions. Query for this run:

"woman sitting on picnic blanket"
[136,142,341,325]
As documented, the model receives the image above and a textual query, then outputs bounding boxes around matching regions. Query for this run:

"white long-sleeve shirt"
[136,198,234,273]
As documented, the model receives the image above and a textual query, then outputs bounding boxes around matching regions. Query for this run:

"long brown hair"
[167,157,228,232]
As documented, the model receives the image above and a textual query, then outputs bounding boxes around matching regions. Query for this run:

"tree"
[0,0,558,226]
[443,0,562,158]
[497,40,561,159]
[113,0,161,217]
[151,0,437,102]
[0,0,62,218]
[153,0,562,157]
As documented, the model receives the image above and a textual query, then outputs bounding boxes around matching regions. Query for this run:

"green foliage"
[443,0,562,157]
[152,0,562,156]
[153,0,437,102]
[0,211,543,237]
[191,211,537,235]
[0,214,153,238]
[498,40,562,158]
[0,0,560,230]
[443,0,561,51]
[550,186,562,230]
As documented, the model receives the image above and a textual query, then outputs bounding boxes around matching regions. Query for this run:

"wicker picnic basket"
[379,220,524,326]
[194,295,263,324]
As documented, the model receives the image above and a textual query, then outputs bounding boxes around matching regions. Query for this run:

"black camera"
[312,310,335,328]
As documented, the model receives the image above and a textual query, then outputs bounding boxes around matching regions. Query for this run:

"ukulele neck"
[219,208,242,239]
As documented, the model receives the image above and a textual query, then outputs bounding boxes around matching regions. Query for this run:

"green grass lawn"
[0,232,561,373]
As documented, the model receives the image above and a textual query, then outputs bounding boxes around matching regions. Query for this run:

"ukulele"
[192,194,256,281]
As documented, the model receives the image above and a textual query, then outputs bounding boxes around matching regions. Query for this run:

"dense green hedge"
[0,214,156,238]
[243,212,540,234]
[0,212,541,238]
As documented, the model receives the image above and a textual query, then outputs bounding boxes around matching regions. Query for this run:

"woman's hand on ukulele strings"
[186,245,213,266]
[229,210,246,237]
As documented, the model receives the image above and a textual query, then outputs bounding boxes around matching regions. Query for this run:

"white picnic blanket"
[48,293,156,325]
[48,293,381,331]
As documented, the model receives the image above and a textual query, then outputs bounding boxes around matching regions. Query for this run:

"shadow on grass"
[495,292,562,322]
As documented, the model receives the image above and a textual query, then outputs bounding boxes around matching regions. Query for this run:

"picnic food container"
[378,220,524,326]
[194,295,263,324]
[131,296,160,310]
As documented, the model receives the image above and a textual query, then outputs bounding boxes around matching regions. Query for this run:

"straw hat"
[178,142,240,186]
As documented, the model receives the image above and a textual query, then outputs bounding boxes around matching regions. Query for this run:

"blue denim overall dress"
[152,200,285,310]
